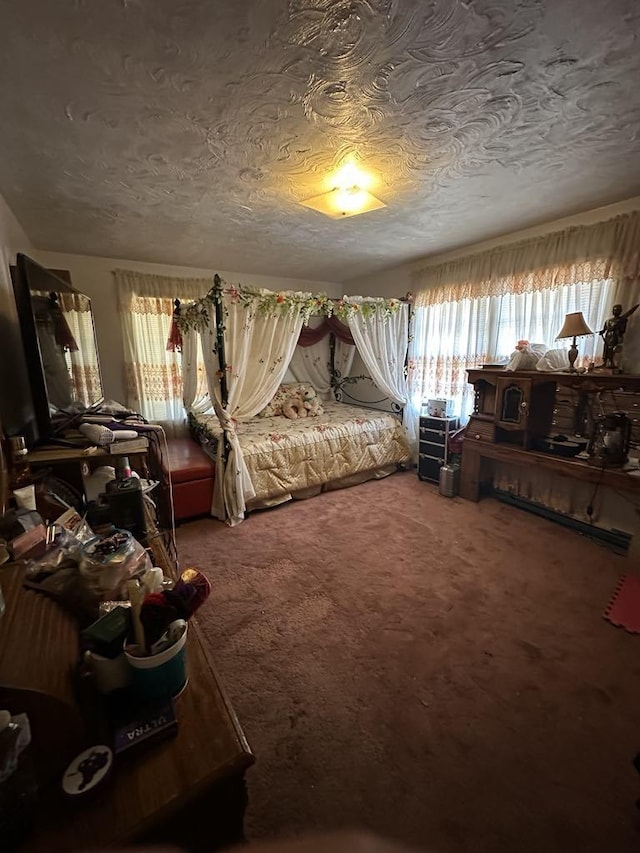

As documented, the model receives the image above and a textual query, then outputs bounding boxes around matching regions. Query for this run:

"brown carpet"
[176,471,640,853]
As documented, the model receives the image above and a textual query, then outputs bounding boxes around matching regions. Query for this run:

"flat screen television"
[9,254,104,446]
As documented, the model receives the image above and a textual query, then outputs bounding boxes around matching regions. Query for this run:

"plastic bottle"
[7,437,31,491]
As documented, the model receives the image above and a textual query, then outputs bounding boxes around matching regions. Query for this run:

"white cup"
[13,485,36,511]
[84,650,132,694]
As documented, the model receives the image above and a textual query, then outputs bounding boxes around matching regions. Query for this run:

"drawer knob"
[475,434,481,440]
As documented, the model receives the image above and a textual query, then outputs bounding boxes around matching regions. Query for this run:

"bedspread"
[191,401,410,502]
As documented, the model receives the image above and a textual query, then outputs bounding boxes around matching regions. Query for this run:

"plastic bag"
[505,341,547,371]
[536,348,569,372]
[24,507,95,578]
[25,526,82,577]
[0,713,31,784]
[80,529,151,600]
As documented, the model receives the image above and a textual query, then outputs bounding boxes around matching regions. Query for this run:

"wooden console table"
[460,369,640,501]
[460,439,640,501]
[0,528,254,851]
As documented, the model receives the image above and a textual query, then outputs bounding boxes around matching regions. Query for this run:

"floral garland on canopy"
[174,279,403,336]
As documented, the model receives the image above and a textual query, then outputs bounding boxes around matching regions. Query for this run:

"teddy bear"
[282,393,308,419]
[302,386,324,417]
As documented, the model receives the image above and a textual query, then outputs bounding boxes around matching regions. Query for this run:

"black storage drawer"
[418,453,443,483]
[420,416,456,432]
[419,426,448,443]
[419,440,446,460]
[417,416,458,484]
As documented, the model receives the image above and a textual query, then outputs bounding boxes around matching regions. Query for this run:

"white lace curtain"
[408,280,615,421]
[334,338,356,385]
[184,290,306,525]
[181,328,211,415]
[288,317,356,399]
[115,270,210,434]
[288,318,333,399]
[409,210,640,420]
[344,297,417,450]
[58,291,102,407]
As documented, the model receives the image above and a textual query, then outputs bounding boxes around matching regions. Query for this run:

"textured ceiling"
[1,0,639,282]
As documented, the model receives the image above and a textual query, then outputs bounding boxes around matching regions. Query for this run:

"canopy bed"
[170,275,415,525]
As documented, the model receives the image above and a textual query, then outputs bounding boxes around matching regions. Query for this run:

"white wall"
[31,251,342,404]
[342,195,640,296]
[0,193,32,259]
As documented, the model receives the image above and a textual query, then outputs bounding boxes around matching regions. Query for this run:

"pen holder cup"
[124,624,188,701]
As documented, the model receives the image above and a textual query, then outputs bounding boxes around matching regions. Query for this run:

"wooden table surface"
[6,525,254,851]
[23,622,254,851]
[460,438,640,501]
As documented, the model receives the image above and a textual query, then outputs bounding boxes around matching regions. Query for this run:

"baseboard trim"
[492,488,632,554]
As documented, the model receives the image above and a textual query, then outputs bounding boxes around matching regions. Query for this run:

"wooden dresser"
[460,369,640,501]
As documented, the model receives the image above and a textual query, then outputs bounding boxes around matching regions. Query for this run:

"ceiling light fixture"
[300,186,386,219]
[300,161,387,219]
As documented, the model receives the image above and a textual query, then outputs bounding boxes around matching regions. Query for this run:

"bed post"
[328,332,338,400]
[395,295,412,420]
[212,273,232,469]
[213,274,228,408]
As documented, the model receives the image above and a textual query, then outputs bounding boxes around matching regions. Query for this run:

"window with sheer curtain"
[115,270,210,434]
[409,277,615,420]
[408,210,640,424]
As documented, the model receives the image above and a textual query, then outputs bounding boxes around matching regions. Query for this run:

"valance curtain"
[344,297,417,449]
[115,270,210,433]
[412,210,640,306]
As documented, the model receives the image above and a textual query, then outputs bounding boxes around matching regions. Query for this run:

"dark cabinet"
[467,371,556,449]
[418,415,458,483]
[461,369,640,502]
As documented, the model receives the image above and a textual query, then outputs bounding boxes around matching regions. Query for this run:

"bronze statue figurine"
[599,303,639,370]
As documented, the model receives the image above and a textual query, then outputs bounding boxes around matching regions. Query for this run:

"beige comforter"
[192,401,410,502]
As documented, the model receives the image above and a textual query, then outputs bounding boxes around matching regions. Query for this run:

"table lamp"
[555,312,594,372]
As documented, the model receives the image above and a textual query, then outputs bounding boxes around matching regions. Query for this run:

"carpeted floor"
[176,471,640,853]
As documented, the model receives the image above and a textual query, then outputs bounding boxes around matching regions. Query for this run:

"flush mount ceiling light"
[300,161,387,219]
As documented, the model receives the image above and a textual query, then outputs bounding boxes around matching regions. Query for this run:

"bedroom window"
[115,271,210,433]
[409,276,615,421]
[121,294,185,429]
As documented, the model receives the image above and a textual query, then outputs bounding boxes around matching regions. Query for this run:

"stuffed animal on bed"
[282,393,308,419]
[302,386,324,417]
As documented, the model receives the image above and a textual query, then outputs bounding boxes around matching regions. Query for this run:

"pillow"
[258,383,315,417]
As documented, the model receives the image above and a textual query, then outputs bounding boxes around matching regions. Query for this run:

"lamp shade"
[555,311,594,340]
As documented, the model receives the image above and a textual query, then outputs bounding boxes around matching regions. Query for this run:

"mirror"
[501,384,525,424]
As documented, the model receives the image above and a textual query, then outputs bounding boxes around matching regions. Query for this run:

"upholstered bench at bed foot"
[165,438,215,522]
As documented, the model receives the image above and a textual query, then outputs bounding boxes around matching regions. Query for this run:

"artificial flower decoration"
[176,277,404,335]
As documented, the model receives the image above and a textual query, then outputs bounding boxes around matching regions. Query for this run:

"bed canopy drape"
[288,315,356,399]
[173,276,411,525]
